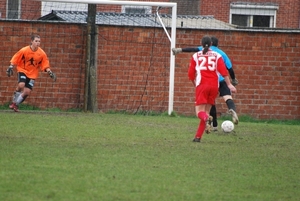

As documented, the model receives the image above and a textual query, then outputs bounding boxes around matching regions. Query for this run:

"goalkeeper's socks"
[13,91,21,102]
[226,99,236,111]
[210,105,218,127]
[15,94,24,105]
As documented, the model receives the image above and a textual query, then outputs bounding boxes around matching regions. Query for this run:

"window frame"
[6,0,21,19]
[229,3,279,28]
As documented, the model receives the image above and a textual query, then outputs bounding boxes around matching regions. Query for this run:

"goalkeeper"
[6,34,56,112]
[172,36,239,128]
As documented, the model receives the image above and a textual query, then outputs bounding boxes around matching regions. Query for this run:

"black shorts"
[219,80,231,97]
[17,72,35,90]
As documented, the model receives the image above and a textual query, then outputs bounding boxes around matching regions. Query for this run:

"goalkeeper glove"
[231,78,238,86]
[172,48,182,55]
[6,65,14,77]
[48,70,57,82]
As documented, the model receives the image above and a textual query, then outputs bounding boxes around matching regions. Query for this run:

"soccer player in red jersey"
[173,36,239,128]
[188,36,236,142]
[6,34,56,112]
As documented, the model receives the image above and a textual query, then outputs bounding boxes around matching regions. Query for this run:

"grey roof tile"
[38,10,236,29]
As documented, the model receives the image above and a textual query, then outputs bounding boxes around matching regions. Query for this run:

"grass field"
[0,111,299,201]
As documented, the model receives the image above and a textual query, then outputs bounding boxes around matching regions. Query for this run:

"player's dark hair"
[211,36,218,47]
[201,36,211,54]
[31,34,40,41]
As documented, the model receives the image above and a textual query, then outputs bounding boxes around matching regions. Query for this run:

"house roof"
[38,10,236,30]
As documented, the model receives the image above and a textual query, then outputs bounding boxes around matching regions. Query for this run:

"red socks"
[195,111,208,139]
[197,111,208,121]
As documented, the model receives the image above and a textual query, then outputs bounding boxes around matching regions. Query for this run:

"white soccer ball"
[221,120,234,133]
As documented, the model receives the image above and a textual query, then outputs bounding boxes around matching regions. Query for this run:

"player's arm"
[223,76,236,93]
[172,47,199,55]
[40,53,57,82]
[7,49,24,77]
[228,68,235,80]
[7,50,23,77]
[221,51,238,86]
[228,68,238,86]
[188,57,196,87]
[182,47,199,52]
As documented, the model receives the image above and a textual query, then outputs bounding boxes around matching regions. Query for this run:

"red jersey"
[10,46,50,79]
[188,49,228,87]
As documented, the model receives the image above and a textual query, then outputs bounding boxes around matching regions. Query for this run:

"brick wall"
[200,0,300,29]
[171,0,200,15]
[174,29,300,119]
[0,21,299,119]
[0,0,40,19]
[21,0,41,19]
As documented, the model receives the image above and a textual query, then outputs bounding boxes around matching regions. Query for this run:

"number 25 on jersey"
[197,56,216,71]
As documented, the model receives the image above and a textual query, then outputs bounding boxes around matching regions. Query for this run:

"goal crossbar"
[39,0,177,115]
[39,0,176,7]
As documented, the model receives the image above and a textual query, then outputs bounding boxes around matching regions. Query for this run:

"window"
[121,5,152,14]
[230,2,278,28]
[7,0,20,19]
[253,15,271,27]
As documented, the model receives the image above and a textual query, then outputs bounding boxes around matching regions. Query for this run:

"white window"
[121,5,152,14]
[230,2,279,28]
[7,0,20,19]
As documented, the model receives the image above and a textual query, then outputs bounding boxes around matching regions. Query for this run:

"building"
[199,0,300,29]
[0,0,299,29]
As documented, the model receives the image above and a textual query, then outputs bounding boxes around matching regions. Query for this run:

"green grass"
[0,111,299,201]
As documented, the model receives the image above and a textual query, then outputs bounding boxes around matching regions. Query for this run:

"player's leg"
[194,104,209,142]
[193,104,212,142]
[10,73,34,112]
[15,87,31,105]
[10,91,22,109]
[9,73,25,111]
[204,104,213,133]
[219,81,239,125]
[205,88,218,134]
[223,95,238,125]
[193,85,217,142]
[209,105,218,131]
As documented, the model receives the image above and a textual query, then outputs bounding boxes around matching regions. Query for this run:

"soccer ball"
[221,120,234,133]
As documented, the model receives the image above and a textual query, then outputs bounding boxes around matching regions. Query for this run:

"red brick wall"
[0,0,40,19]
[21,0,41,19]
[0,21,299,120]
[174,29,300,119]
[200,0,300,29]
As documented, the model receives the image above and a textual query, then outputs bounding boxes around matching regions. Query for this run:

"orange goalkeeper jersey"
[10,46,50,79]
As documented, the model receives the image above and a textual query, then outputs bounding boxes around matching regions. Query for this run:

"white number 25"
[198,56,216,71]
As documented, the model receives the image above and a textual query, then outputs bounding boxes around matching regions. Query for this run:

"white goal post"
[39,0,177,115]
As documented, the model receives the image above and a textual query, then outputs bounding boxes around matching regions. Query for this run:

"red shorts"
[195,84,219,105]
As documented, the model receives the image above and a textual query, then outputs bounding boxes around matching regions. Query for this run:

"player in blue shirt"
[172,36,239,131]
